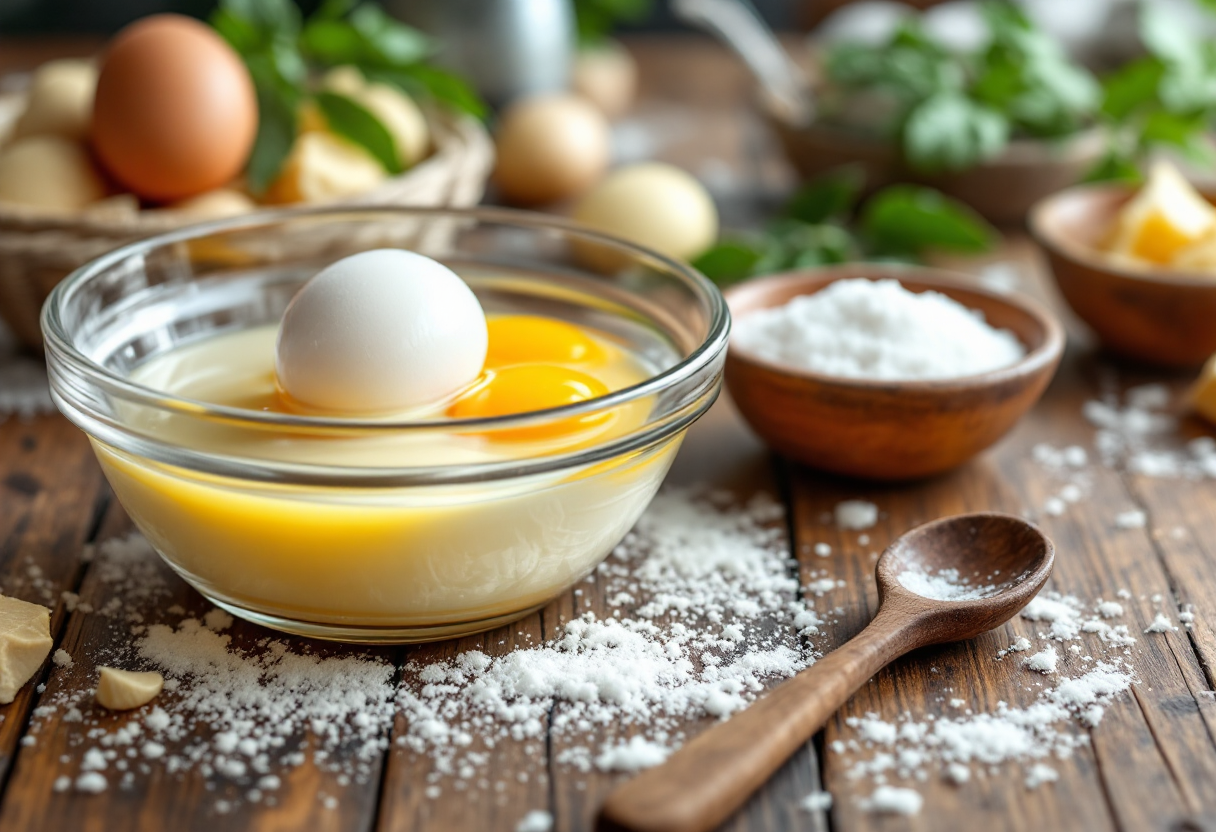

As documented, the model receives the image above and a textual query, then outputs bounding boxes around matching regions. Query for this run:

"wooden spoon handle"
[597,609,915,832]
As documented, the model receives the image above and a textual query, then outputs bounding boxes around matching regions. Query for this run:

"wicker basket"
[0,91,495,348]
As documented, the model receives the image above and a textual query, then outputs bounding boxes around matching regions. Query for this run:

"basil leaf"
[861,185,995,255]
[903,92,1009,172]
[315,90,402,173]
[783,166,865,225]
[1101,59,1164,120]
[349,5,432,67]
[575,0,652,46]
[367,65,488,120]
[1141,4,1201,67]
[247,85,298,195]
[300,19,365,65]
[692,240,766,287]
[220,0,301,39]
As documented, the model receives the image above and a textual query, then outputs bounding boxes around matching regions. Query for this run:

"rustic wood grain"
[0,501,393,832]
[0,414,107,786]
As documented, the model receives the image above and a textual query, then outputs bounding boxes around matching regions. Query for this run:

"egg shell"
[0,135,106,211]
[572,162,718,270]
[276,249,488,414]
[14,59,97,140]
[493,94,611,205]
[91,14,257,202]
[572,43,637,118]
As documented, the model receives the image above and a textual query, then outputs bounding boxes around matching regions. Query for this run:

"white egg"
[276,249,487,413]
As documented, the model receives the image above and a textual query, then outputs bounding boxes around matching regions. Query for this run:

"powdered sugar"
[732,279,1025,381]
[897,564,1000,601]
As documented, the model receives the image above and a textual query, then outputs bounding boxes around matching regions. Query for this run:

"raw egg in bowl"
[42,207,728,643]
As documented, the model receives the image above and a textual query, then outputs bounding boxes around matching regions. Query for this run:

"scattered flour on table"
[732,279,1026,381]
[835,500,878,530]
[0,321,54,419]
[1084,382,1216,479]
[28,488,821,813]
[515,810,553,832]
[800,790,833,812]
[859,785,923,815]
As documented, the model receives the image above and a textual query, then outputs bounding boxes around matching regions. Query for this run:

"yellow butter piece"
[1190,353,1216,425]
[1110,161,1216,265]
[0,595,53,704]
[95,666,164,711]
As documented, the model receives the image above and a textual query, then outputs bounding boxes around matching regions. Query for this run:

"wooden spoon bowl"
[1030,181,1216,367]
[723,264,1065,480]
[598,512,1054,832]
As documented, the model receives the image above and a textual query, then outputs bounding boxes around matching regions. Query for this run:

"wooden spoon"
[597,512,1055,832]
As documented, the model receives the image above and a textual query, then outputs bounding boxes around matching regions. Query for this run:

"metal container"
[389,0,575,107]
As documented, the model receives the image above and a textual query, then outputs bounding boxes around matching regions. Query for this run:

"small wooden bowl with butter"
[723,264,1064,481]
[1030,180,1216,367]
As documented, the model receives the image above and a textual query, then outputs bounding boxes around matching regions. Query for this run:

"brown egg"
[91,14,257,202]
[493,94,610,205]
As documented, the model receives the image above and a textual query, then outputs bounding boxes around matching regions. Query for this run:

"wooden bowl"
[762,108,1105,225]
[1030,182,1216,367]
[723,264,1065,480]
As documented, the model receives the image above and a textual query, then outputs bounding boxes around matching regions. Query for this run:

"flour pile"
[732,279,1025,381]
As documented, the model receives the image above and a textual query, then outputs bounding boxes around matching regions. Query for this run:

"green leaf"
[1083,151,1144,185]
[1101,58,1165,120]
[861,185,996,255]
[349,4,432,66]
[691,240,766,287]
[219,0,302,39]
[315,90,402,173]
[574,0,652,45]
[783,166,865,225]
[903,92,1009,172]
[1141,4,1201,66]
[247,85,298,194]
[367,65,487,120]
[300,19,366,65]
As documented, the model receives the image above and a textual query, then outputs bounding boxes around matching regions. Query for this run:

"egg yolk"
[485,316,604,368]
[449,365,611,442]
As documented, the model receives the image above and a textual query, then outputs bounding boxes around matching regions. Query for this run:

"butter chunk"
[0,595,53,704]
[1191,353,1216,426]
[95,667,164,711]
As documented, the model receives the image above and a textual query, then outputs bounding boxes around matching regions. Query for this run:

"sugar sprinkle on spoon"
[597,512,1054,832]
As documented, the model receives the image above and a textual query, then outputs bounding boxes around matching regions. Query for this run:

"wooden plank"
[0,501,394,832]
[376,619,549,832]
[0,414,108,786]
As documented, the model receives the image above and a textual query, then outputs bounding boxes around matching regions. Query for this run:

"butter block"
[0,595,53,704]
[1191,353,1216,425]
[1110,160,1216,265]
[95,666,164,710]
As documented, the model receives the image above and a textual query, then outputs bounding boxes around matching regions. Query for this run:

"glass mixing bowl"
[43,207,728,643]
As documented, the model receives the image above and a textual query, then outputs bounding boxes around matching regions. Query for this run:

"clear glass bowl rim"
[42,205,731,436]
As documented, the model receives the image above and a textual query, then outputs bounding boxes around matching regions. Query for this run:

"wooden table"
[3,35,1216,832]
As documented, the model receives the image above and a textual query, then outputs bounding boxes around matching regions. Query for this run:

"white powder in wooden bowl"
[732,279,1026,381]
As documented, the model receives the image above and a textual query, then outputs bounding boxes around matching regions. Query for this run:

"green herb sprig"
[1091,4,1216,183]
[822,2,1100,174]
[574,0,653,47]
[691,167,996,288]
[210,0,485,194]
